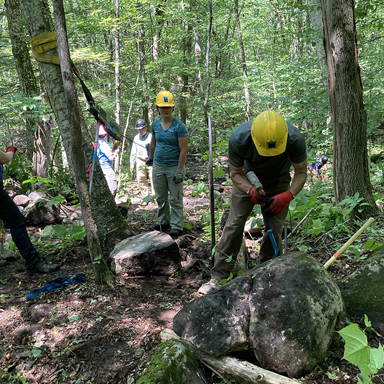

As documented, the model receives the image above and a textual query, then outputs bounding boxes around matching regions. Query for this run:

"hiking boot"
[28,258,60,274]
[150,223,170,232]
[169,228,182,237]
[198,278,221,295]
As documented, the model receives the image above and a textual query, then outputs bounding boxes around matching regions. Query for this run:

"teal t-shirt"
[151,117,188,166]
[229,120,307,179]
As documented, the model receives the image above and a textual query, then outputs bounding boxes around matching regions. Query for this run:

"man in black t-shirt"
[199,111,307,295]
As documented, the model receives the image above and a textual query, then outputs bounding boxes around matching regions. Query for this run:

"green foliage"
[192,181,209,197]
[291,189,369,238]
[142,195,155,204]
[23,173,76,203]
[92,254,103,265]
[338,315,384,384]
[42,224,86,252]
[0,368,29,384]
[68,314,79,323]
[3,154,32,189]
[32,348,42,358]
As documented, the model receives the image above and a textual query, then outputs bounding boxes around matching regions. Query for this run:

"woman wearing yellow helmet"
[147,90,189,237]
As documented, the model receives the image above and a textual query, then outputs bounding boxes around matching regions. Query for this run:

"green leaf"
[142,195,154,203]
[312,218,322,230]
[68,314,79,322]
[370,344,384,374]
[53,224,67,238]
[363,238,374,250]
[349,245,361,259]
[364,314,372,328]
[338,324,370,373]
[42,225,54,236]
[32,348,42,358]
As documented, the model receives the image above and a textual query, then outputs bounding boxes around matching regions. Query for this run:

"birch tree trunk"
[321,0,378,217]
[5,0,47,166]
[137,4,149,124]
[18,0,130,246]
[113,0,121,174]
[114,0,120,127]
[51,0,114,285]
[234,0,251,121]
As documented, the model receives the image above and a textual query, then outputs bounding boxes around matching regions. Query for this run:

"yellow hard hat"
[251,111,288,156]
[156,90,175,107]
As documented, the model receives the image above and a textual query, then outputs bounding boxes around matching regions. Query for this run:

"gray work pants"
[152,163,185,231]
[211,172,291,281]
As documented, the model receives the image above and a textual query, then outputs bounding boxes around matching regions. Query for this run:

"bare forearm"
[229,165,252,194]
[290,160,308,196]
[290,173,307,196]
[0,150,13,164]
[178,149,187,168]
[149,136,156,158]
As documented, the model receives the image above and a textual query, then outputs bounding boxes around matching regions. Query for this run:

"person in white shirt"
[130,119,154,196]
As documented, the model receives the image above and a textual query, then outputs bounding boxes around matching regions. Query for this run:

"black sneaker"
[150,223,170,231]
[28,258,60,274]
[169,228,182,237]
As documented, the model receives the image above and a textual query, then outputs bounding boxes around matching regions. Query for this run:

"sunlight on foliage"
[338,315,384,384]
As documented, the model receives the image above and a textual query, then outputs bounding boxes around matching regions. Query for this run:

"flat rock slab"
[110,231,181,276]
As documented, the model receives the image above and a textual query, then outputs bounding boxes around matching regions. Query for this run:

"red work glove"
[6,146,17,154]
[248,187,266,205]
[264,191,294,217]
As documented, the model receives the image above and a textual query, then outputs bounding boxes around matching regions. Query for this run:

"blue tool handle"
[267,229,280,256]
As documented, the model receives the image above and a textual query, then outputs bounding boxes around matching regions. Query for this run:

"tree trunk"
[203,0,212,127]
[32,117,52,178]
[308,0,328,89]
[234,0,251,121]
[179,0,192,125]
[137,4,149,124]
[5,0,46,165]
[114,0,121,126]
[113,0,121,174]
[51,0,114,286]
[321,0,378,217]
[18,0,130,246]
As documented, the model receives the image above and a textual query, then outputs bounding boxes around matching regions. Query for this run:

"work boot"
[198,278,221,295]
[28,258,60,274]
[169,228,182,237]
[150,223,170,232]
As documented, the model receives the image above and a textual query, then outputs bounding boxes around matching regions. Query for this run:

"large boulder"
[337,246,384,334]
[173,252,345,378]
[110,231,181,276]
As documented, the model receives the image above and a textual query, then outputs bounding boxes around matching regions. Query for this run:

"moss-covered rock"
[136,339,207,384]
[337,245,384,334]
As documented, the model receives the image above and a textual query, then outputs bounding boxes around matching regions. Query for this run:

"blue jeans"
[0,185,40,269]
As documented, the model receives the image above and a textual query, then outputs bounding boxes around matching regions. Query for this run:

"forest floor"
[1,159,383,384]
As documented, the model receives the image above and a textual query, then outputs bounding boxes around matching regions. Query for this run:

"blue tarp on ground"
[27,273,86,301]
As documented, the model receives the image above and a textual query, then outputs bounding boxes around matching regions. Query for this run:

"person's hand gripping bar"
[246,171,267,205]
